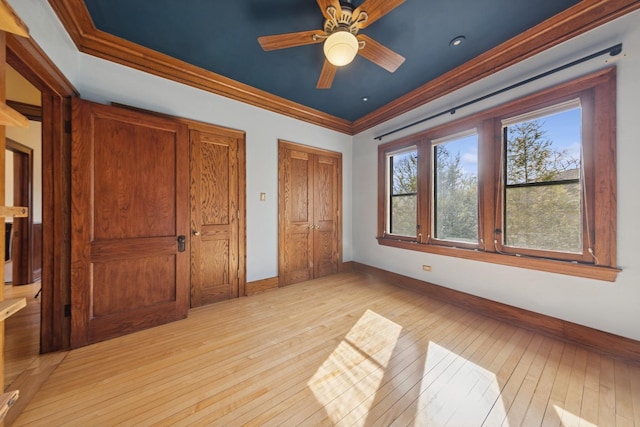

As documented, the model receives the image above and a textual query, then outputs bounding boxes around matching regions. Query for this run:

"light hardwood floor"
[4,282,42,388]
[8,271,640,426]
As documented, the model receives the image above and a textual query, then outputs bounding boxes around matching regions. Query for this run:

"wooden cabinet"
[278,140,342,286]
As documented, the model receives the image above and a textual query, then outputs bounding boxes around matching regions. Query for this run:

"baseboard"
[351,262,640,364]
[245,276,279,296]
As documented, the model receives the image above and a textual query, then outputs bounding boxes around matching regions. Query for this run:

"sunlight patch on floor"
[554,404,598,427]
[307,309,402,425]
[413,341,507,425]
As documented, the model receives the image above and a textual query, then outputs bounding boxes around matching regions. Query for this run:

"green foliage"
[505,118,582,252]
[390,151,418,236]
[506,120,580,184]
[434,146,478,242]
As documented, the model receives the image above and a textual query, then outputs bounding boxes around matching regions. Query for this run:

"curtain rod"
[374,43,623,141]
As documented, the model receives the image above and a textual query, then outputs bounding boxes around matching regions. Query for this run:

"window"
[387,147,418,237]
[501,100,583,257]
[433,131,479,245]
[377,68,618,281]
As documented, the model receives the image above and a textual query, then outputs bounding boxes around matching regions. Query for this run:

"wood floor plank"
[500,336,555,426]
[520,340,565,427]
[6,271,640,426]
[560,347,588,426]
[541,344,577,427]
[598,355,617,427]
[388,319,509,426]
[614,359,635,423]
[630,364,640,425]
[481,333,545,426]
[444,325,528,426]
[579,351,601,426]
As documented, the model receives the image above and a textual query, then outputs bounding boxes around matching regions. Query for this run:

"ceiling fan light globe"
[324,31,359,66]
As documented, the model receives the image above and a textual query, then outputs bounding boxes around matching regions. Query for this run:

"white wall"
[10,1,640,341]
[9,0,352,283]
[353,10,640,341]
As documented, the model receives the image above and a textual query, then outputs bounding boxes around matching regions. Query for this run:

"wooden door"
[190,129,240,307]
[279,141,341,286]
[70,99,190,348]
[313,154,340,279]
[279,147,314,285]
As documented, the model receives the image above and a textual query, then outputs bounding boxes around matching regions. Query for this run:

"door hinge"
[237,209,240,219]
[64,120,71,134]
[64,304,71,317]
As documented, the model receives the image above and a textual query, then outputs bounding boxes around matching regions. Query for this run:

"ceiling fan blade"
[316,0,343,21]
[317,60,337,89]
[357,34,405,72]
[351,0,405,29]
[258,30,324,51]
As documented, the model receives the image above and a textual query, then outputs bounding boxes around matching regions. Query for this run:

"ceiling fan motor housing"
[324,1,360,35]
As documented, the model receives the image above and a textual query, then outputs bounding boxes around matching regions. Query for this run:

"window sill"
[377,237,620,282]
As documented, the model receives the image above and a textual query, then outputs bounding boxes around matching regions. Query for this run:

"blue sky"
[451,106,581,177]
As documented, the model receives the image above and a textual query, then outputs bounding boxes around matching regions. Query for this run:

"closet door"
[312,154,340,279]
[279,141,341,287]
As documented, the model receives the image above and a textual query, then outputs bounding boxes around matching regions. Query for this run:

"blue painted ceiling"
[83,0,581,122]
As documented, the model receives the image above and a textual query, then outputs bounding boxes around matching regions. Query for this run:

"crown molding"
[47,0,640,136]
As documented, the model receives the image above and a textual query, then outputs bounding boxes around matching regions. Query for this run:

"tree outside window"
[389,149,417,236]
[503,105,582,253]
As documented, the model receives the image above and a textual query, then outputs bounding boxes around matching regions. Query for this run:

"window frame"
[495,96,591,262]
[429,127,481,250]
[386,145,419,238]
[376,67,618,281]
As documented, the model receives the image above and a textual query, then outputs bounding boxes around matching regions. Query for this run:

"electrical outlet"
[422,265,432,272]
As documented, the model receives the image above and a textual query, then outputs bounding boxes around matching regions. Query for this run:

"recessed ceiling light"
[449,36,466,47]
[362,96,369,102]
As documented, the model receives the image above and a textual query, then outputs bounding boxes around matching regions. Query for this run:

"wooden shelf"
[0,298,26,322]
[0,205,28,218]
[0,0,29,37]
[0,102,29,128]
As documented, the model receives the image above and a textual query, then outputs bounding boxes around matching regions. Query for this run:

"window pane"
[389,149,417,236]
[503,104,582,253]
[505,107,581,185]
[434,134,478,243]
[505,183,582,252]
[391,194,417,236]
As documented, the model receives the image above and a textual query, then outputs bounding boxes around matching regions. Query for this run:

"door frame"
[7,33,78,352]
[277,139,343,286]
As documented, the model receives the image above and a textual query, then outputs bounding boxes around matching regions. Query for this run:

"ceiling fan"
[258,0,406,89]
